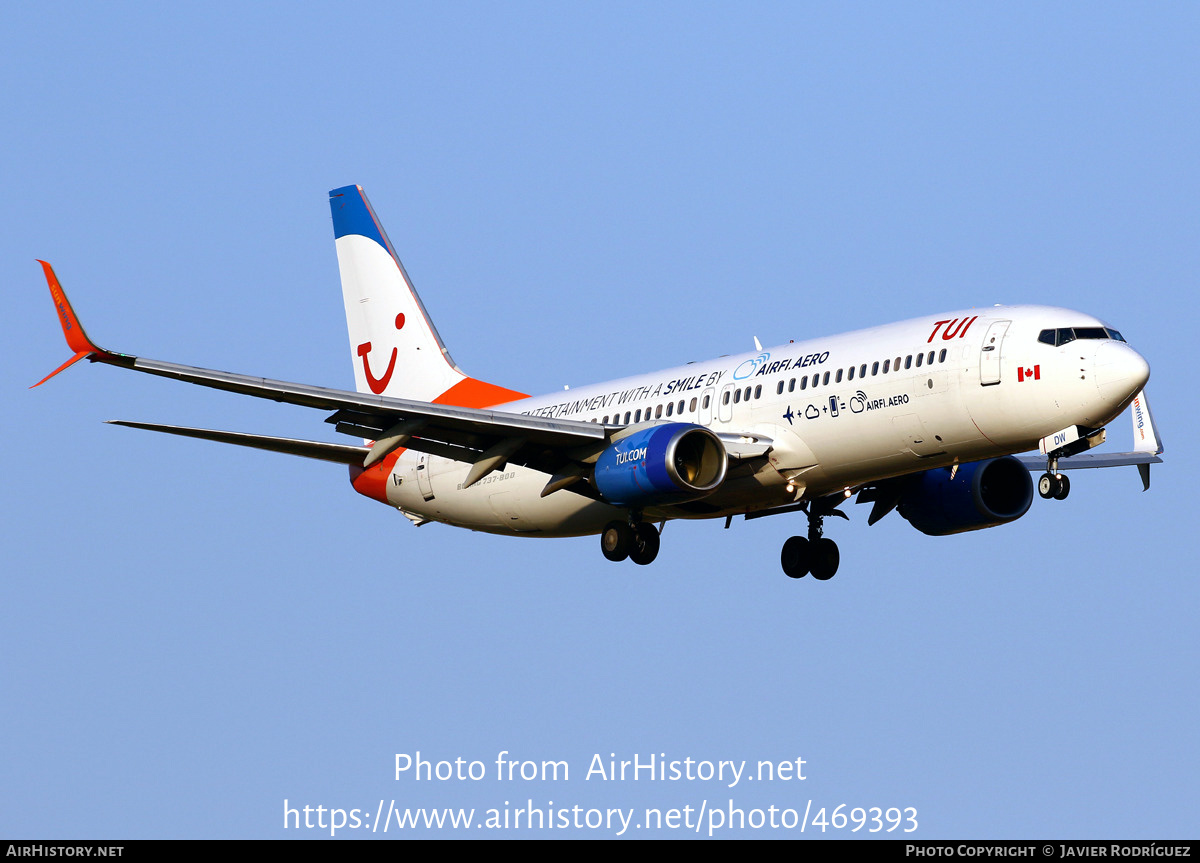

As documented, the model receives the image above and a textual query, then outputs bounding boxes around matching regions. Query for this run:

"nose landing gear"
[1038,456,1071,501]
[780,500,846,581]
[1036,425,1108,501]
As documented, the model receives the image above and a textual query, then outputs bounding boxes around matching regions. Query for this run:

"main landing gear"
[601,519,660,566]
[780,500,847,581]
[1038,456,1071,501]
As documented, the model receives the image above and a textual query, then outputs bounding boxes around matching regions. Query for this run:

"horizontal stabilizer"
[108,421,370,465]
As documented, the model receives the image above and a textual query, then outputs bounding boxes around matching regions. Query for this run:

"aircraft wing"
[34,262,609,486]
[35,262,774,497]
[1012,451,1163,470]
[1012,450,1163,493]
[104,421,372,465]
[1013,389,1164,490]
[95,353,604,447]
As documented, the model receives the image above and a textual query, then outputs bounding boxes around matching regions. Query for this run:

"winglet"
[1129,389,1163,455]
[32,261,106,388]
[1130,389,1163,491]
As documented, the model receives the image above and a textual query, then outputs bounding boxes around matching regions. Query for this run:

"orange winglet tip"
[34,260,109,386]
[30,350,91,388]
[38,260,101,356]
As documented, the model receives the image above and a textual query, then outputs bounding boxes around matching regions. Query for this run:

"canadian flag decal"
[1018,365,1041,382]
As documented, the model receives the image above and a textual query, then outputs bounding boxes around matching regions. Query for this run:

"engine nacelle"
[897,456,1034,536]
[593,423,727,507]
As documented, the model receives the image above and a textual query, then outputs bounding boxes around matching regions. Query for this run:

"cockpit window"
[1038,327,1127,347]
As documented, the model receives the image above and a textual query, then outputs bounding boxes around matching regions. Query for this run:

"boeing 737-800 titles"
[34,185,1163,580]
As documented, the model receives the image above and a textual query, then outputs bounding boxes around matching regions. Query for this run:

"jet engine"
[897,456,1034,536]
[593,423,727,507]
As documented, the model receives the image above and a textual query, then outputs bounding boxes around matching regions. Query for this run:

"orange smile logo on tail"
[357,341,397,394]
[355,313,405,395]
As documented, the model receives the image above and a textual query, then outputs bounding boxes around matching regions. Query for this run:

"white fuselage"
[376,305,1149,536]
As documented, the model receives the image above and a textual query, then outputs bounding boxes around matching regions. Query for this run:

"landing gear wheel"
[1038,473,1058,499]
[629,523,661,566]
[1052,474,1070,500]
[781,536,810,579]
[809,537,840,581]
[601,521,632,562]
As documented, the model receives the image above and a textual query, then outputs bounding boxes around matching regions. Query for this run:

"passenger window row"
[773,348,949,395]
[595,347,950,424]
[600,395,707,426]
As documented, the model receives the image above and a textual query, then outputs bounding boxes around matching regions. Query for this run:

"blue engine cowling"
[593,423,728,507]
[897,456,1034,536]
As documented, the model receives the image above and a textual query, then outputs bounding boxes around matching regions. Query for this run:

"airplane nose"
[1095,342,1150,406]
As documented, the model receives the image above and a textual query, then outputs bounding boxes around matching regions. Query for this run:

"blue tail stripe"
[329,185,387,248]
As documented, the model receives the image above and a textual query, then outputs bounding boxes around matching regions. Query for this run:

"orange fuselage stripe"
[350,377,531,503]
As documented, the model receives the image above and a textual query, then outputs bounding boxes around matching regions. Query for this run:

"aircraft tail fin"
[329,185,527,408]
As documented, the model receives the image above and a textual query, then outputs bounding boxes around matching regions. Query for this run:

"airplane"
[33,185,1164,580]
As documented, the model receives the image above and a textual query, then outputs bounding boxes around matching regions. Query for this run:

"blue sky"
[2,2,1196,838]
